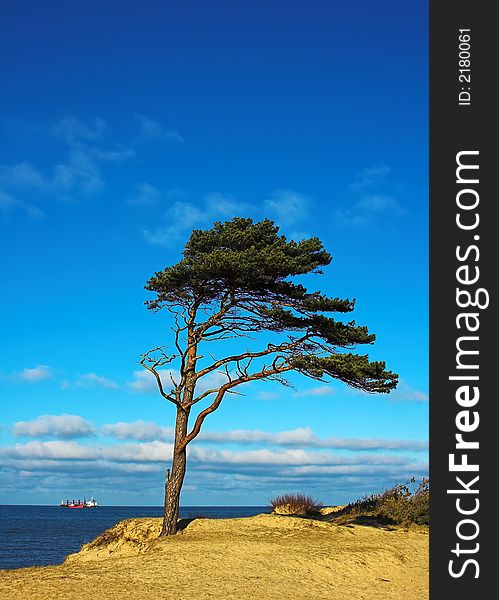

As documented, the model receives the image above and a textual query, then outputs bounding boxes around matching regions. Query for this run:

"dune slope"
[0,514,428,600]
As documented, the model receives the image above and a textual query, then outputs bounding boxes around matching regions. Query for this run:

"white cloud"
[264,190,310,226]
[101,441,172,462]
[335,211,369,228]
[0,117,135,209]
[54,132,135,195]
[17,365,54,382]
[127,369,179,394]
[98,419,427,452]
[0,162,48,189]
[143,191,254,245]
[0,190,45,219]
[93,146,135,163]
[0,459,426,506]
[0,439,426,470]
[143,200,206,245]
[13,415,95,439]
[293,386,333,398]
[127,368,227,401]
[102,420,174,442]
[75,373,120,390]
[198,429,305,445]
[337,165,404,227]
[315,434,428,451]
[126,182,161,206]
[0,430,428,502]
[7,408,428,452]
[197,427,427,452]
[168,200,206,228]
[337,195,403,228]
[203,193,243,217]
[53,146,105,195]
[51,117,129,197]
[143,188,313,246]
[281,463,428,476]
[356,194,402,214]
[135,114,184,142]
[188,446,428,472]
[127,370,156,393]
[389,380,428,403]
[196,428,321,447]
[51,117,109,144]
[0,440,172,463]
[348,165,391,193]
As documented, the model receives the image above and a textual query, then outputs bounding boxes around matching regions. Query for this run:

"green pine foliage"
[144,217,398,395]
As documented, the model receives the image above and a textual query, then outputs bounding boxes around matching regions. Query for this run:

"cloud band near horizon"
[10,415,428,452]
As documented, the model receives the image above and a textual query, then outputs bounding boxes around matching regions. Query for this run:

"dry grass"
[336,478,429,527]
[270,493,324,516]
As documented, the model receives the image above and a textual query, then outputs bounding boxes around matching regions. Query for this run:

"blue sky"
[0,0,428,506]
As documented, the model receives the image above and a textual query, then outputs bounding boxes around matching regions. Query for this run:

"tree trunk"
[161,407,189,535]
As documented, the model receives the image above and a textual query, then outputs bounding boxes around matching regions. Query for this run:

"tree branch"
[193,335,309,382]
[139,348,180,407]
[178,362,294,450]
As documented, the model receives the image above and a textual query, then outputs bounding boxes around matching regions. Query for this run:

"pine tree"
[141,217,397,535]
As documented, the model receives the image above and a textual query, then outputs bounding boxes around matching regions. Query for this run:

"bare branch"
[178,362,294,450]
[140,347,177,369]
[140,350,180,407]
[193,335,309,381]
[189,387,219,404]
[193,292,235,339]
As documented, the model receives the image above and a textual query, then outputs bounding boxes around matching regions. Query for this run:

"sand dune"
[0,513,428,599]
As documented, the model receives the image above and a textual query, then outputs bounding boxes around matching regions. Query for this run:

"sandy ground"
[0,512,428,600]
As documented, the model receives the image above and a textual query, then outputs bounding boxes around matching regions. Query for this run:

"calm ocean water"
[0,505,269,570]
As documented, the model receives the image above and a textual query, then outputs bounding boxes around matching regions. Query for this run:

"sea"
[0,504,269,570]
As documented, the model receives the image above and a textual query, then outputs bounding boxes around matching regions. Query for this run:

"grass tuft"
[269,493,324,516]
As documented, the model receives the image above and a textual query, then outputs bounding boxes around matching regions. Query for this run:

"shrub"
[340,478,429,526]
[270,493,324,516]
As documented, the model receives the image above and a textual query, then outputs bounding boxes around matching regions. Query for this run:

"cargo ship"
[59,497,98,508]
